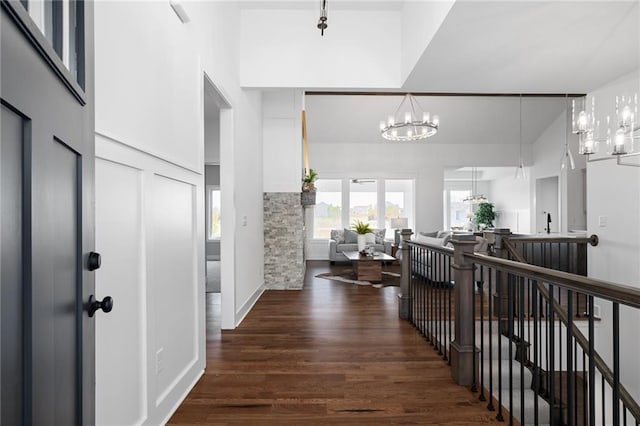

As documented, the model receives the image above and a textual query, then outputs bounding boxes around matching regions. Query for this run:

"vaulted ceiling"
[237,1,638,146]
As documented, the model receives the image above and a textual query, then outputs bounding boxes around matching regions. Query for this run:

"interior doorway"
[203,73,232,331]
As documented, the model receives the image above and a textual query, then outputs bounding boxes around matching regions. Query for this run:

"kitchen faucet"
[544,212,552,234]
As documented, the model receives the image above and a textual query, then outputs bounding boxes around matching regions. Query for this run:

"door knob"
[88,251,101,271]
[88,295,113,317]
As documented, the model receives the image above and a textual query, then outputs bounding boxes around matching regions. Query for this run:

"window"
[207,187,221,240]
[312,178,415,239]
[313,179,342,238]
[447,190,472,229]
[349,179,377,228]
[25,0,79,79]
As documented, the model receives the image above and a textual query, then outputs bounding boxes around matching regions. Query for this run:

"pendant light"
[514,95,526,180]
[463,167,487,204]
[561,95,576,170]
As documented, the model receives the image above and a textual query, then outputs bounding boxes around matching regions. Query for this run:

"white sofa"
[329,228,393,263]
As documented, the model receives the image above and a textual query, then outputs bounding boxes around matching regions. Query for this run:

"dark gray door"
[1,1,98,424]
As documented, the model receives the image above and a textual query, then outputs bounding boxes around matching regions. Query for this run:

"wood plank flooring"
[169,261,497,425]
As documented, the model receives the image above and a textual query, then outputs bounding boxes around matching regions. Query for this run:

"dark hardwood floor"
[169,260,497,425]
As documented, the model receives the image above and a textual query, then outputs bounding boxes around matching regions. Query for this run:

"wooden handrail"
[505,234,599,246]
[464,252,640,309]
[406,240,453,256]
[501,238,640,423]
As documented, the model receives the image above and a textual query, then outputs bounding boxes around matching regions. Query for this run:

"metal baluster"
[588,296,595,426]
[479,265,486,402]
[508,274,514,425]
[602,375,606,425]
[488,267,496,412]
[471,262,477,393]
[532,280,539,425]
[497,268,504,422]
[519,276,525,424]
[567,290,575,426]
[438,252,443,356]
[549,284,556,426]
[558,284,563,419]
[613,303,620,426]
[448,256,453,366]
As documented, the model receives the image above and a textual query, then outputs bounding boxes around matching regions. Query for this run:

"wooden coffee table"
[342,251,396,282]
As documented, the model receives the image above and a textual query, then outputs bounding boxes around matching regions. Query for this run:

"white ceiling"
[236,1,638,146]
[403,1,639,93]
[299,1,638,146]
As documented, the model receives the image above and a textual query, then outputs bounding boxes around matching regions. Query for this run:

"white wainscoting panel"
[150,174,198,405]
[96,159,147,426]
[95,134,205,426]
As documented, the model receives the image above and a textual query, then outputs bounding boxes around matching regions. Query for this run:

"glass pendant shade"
[572,96,600,156]
[514,96,526,180]
[560,147,575,170]
[607,94,637,155]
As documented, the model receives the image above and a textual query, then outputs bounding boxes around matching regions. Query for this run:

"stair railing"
[501,236,640,426]
[403,232,640,425]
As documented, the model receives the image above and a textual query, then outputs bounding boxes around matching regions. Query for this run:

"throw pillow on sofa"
[374,229,386,244]
[344,229,358,243]
[330,229,345,244]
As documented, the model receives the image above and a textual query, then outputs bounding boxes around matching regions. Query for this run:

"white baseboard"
[235,284,265,327]
[159,368,204,425]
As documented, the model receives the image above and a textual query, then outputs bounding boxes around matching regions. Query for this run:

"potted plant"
[473,202,496,230]
[301,169,318,206]
[352,219,374,252]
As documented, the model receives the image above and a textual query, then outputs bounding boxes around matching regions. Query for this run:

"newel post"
[398,229,413,320]
[450,234,478,386]
[491,228,512,320]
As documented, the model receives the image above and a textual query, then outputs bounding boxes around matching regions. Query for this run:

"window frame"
[2,0,86,104]
[311,177,415,240]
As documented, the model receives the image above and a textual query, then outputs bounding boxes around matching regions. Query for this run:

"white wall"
[94,1,264,424]
[488,173,531,233]
[239,8,401,88]
[530,106,586,233]
[204,116,220,164]
[263,90,303,192]
[586,70,640,405]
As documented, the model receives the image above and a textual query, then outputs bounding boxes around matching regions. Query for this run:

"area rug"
[316,269,401,288]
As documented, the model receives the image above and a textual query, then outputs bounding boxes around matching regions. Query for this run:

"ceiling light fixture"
[463,167,487,204]
[380,94,439,141]
[571,93,638,160]
[317,0,328,36]
[562,96,576,170]
[514,95,526,180]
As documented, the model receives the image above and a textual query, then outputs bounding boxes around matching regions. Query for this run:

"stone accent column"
[450,234,478,386]
[263,193,305,289]
[398,229,413,320]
